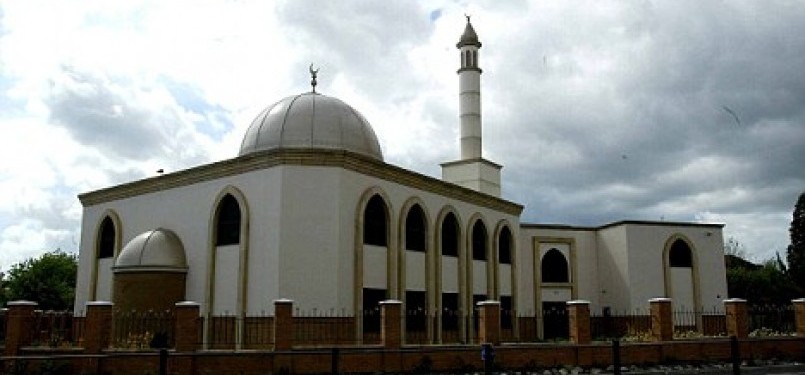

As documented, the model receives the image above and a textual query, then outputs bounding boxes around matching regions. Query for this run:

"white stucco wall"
[75,167,286,315]
[405,251,427,291]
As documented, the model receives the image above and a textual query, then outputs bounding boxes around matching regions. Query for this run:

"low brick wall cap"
[649,297,672,303]
[792,298,805,303]
[477,300,500,306]
[86,301,114,306]
[274,298,294,304]
[175,301,200,307]
[724,298,747,303]
[7,300,37,306]
[567,300,591,305]
[379,300,402,305]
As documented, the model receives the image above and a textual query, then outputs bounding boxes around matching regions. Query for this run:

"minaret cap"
[457,15,482,48]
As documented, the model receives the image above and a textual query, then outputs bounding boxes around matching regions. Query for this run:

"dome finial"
[309,63,320,93]
[465,13,471,23]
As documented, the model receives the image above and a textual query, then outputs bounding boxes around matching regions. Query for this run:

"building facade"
[73,19,727,342]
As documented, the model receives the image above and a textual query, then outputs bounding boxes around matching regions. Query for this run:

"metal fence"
[30,311,84,347]
[112,309,174,349]
[294,309,358,347]
[748,304,795,335]
[672,307,726,337]
[0,308,7,346]
[590,310,652,340]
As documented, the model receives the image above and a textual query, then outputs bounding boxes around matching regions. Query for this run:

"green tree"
[0,271,7,306]
[726,258,800,304]
[787,191,805,289]
[4,250,77,310]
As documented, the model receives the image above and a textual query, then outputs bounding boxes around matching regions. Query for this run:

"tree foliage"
[787,191,805,288]
[726,258,800,304]
[3,250,77,310]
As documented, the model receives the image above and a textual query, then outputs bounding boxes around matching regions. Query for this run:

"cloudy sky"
[1,1,803,270]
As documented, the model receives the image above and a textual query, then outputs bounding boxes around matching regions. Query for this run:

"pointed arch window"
[216,194,242,246]
[498,226,512,264]
[669,239,693,267]
[472,220,487,261]
[363,195,388,247]
[405,205,426,252]
[98,217,116,259]
[441,213,459,257]
[541,248,569,283]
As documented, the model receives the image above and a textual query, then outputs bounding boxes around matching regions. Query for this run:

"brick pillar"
[567,300,591,345]
[477,300,501,345]
[273,299,294,351]
[793,299,805,337]
[724,298,749,338]
[3,301,37,356]
[380,300,402,349]
[649,297,673,342]
[84,301,114,354]
[174,301,201,352]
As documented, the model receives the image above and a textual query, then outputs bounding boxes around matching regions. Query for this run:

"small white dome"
[239,92,383,160]
[114,229,188,272]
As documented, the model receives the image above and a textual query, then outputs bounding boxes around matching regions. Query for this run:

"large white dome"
[239,92,383,160]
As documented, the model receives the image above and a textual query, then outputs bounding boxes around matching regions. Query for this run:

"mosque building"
[74,19,728,342]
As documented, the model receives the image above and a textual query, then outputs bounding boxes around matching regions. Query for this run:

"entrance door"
[542,302,568,340]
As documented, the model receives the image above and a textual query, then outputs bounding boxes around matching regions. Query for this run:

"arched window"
[669,239,693,267]
[98,217,115,259]
[405,205,426,252]
[498,226,512,264]
[472,220,487,261]
[441,213,458,257]
[465,50,472,67]
[541,249,569,283]
[471,50,478,67]
[216,194,242,246]
[363,195,388,246]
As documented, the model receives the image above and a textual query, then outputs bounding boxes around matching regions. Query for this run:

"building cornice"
[521,220,725,231]
[79,148,524,216]
[440,157,502,169]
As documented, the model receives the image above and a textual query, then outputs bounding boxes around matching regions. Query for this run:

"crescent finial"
[309,63,320,93]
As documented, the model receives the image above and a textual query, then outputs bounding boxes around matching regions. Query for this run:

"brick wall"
[3,336,803,375]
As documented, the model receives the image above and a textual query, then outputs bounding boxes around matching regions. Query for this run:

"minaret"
[442,17,502,197]
[457,15,482,159]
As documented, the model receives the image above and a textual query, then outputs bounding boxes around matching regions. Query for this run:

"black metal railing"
[0,308,7,346]
[294,309,357,347]
[591,309,651,341]
[112,309,174,349]
[29,310,84,347]
[748,304,795,335]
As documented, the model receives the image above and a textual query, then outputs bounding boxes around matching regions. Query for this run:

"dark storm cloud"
[483,2,805,229]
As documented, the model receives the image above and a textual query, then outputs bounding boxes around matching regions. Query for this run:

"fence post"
[612,339,621,375]
[174,301,201,352]
[730,335,741,375]
[380,300,402,349]
[477,300,501,345]
[649,297,673,341]
[84,301,114,354]
[724,298,748,339]
[3,301,38,356]
[273,299,294,351]
[793,298,805,337]
[567,300,591,345]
